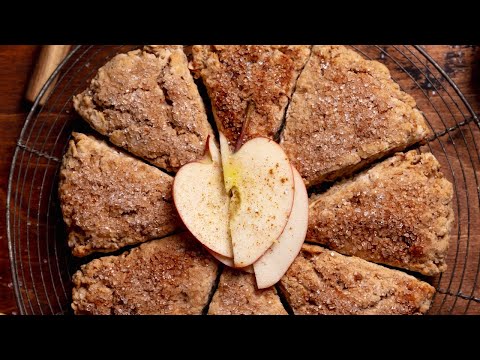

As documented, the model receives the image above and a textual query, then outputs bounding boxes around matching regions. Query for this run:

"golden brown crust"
[192,45,311,148]
[73,45,212,172]
[308,151,454,276]
[59,132,182,257]
[279,244,435,315]
[71,233,218,315]
[66,45,453,316]
[208,268,287,315]
[281,45,431,187]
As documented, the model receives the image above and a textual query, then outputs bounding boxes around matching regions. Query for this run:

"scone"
[281,45,431,187]
[72,233,218,315]
[192,45,311,149]
[308,151,454,276]
[73,45,213,173]
[59,132,182,257]
[208,268,287,315]
[279,244,435,315]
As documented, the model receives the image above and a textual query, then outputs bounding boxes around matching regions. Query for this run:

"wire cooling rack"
[6,45,480,315]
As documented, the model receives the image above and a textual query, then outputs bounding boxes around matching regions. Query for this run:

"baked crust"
[281,45,431,187]
[308,151,454,276]
[279,244,435,315]
[192,45,311,148]
[59,132,181,257]
[73,45,212,172]
[208,268,287,315]
[72,233,218,315]
[66,45,452,316]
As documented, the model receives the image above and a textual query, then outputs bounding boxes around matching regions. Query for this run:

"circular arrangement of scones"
[61,45,454,315]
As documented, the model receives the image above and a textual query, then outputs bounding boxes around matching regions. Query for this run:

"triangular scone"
[192,45,311,148]
[279,244,435,315]
[59,132,182,257]
[208,268,287,315]
[72,233,218,315]
[308,151,454,276]
[281,45,431,187]
[73,45,213,173]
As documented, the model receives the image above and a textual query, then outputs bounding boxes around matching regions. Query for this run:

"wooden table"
[0,45,479,315]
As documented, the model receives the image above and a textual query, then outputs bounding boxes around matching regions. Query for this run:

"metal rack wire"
[6,45,480,314]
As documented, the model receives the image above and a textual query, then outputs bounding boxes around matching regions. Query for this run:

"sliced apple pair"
[204,166,308,286]
[173,133,308,289]
[253,166,308,288]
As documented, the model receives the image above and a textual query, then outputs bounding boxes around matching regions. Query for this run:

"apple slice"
[173,137,232,257]
[219,132,295,267]
[253,166,308,289]
[206,248,254,273]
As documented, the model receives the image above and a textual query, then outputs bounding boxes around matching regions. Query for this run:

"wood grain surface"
[0,45,479,315]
